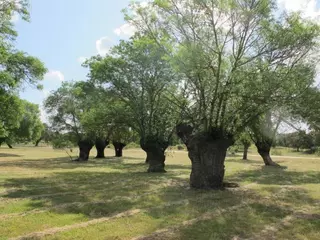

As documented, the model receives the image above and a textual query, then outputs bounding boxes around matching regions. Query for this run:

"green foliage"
[8,100,43,143]
[44,81,89,141]
[0,0,46,143]
[126,0,320,137]
[86,36,179,146]
[51,134,76,149]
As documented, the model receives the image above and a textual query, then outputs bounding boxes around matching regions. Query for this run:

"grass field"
[0,146,319,240]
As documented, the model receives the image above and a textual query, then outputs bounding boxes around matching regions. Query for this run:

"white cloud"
[96,36,114,55]
[77,56,87,64]
[114,23,137,37]
[277,0,320,20]
[44,70,65,82]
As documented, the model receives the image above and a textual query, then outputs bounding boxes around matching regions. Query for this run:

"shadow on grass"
[229,166,320,185]
[2,152,319,240]
[0,152,22,158]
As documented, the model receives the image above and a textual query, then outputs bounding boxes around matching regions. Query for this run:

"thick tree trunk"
[140,138,168,173]
[256,142,280,167]
[176,124,233,189]
[95,138,108,158]
[35,138,42,147]
[243,145,249,160]
[74,140,93,161]
[113,142,126,157]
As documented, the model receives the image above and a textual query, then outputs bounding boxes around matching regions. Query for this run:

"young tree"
[86,37,179,172]
[126,0,320,188]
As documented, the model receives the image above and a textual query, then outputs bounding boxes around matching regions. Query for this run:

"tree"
[44,81,94,161]
[238,132,252,160]
[86,36,179,172]
[34,123,53,146]
[0,99,43,148]
[0,0,46,142]
[126,0,320,188]
[8,100,43,144]
[249,111,282,166]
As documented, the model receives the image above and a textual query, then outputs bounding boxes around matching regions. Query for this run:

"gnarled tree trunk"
[243,144,249,160]
[177,124,233,189]
[75,140,93,161]
[140,137,168,173]
[95,138,109,158]
[256,141,280,166]
[35,137,42,147]
[113,142,126,157]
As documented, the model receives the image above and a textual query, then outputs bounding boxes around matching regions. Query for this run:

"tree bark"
[113,142,126,157]
[140,138,168,173]
[243,145,249,160]
[95,138,108,158]
[176,124,233,189]
[256,142,280,167]
[35,138,42,147]
[75,140,93,161]
[7,143,13,149]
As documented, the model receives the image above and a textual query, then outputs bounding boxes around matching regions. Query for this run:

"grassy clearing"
[0,146,319,240]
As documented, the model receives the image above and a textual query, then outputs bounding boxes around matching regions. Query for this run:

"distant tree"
[237,132,252,160]
[1,100,43,148]
[34,123,53,146]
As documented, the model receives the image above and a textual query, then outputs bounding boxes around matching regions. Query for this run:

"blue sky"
[14,0,320,121]
[15,0,134,120]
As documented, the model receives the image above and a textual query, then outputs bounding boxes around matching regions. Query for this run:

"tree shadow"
[0,152,22,157]
[228,166,320,185]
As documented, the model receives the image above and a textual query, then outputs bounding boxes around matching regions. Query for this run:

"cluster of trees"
[43,0,320,189]
[277,131,320,152]
[0,0,46,148]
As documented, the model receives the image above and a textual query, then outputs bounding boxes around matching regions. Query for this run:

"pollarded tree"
[126,0,320,188]
[86,36,179,172]
[44,81,95,161]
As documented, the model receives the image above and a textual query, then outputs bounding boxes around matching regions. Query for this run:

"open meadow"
[0,147,319,240]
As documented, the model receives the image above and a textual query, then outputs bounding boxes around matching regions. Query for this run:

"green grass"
[0,146,319,240]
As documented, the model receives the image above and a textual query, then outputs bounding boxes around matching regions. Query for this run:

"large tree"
[86,36,179,172]
[125,0,320,188]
